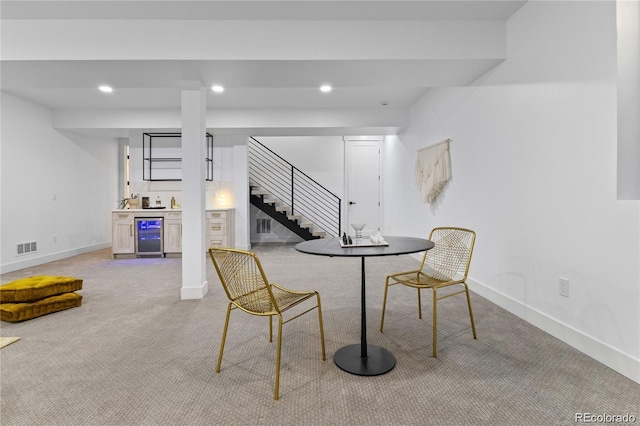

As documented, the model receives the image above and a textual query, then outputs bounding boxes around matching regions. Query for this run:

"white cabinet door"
[164,212,182,253]
[112,213,134,255]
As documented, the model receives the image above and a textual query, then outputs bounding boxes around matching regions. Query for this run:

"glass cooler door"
[135,218,164,256]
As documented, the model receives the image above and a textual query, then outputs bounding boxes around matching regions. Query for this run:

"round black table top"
[295,236,434,258]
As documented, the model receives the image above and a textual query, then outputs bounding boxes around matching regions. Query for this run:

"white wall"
[384,1,640,382]
[1,93,119,273]
[257,136,345,200]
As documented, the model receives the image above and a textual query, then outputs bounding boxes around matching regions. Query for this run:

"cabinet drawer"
[114,213,134,220]
[208,219,226,234]
[208,236,228,248]
[207,211,227,219]
[165,212,182,219]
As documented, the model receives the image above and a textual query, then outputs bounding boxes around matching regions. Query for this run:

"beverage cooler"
[135,218,164,257]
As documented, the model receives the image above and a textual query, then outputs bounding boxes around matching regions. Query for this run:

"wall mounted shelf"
[143,132,213,181]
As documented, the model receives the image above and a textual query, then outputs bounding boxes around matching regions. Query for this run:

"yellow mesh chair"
[209,247,326,400]
[379,227,477,358]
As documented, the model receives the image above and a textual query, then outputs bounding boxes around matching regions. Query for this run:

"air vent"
[256,218,272,234]
[17,241,37,256]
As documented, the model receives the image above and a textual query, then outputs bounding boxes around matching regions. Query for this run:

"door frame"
[344,136,384,236]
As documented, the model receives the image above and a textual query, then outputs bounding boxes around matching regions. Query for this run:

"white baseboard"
[0,242,111,274]
[467,277,640,384]
[181,280,209,300]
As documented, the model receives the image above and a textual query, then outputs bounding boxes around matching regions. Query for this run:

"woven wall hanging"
[415,139,451,204]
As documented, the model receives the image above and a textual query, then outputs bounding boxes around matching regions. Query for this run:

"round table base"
[334,344,396,376]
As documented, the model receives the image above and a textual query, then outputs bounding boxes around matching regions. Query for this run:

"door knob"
[349,201,356,205]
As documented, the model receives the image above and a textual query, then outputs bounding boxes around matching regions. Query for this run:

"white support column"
[233,143,250,250]
[180,83,208,300]
[616,0,640,200]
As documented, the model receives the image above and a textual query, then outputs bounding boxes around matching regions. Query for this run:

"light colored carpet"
[0,336,20,349]
[0,244,638,425]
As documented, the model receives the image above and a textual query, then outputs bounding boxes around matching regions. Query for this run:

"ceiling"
[0,0,527,137]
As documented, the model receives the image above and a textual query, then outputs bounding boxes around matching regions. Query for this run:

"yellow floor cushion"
[0,292,83,322]
[0,276,83,303]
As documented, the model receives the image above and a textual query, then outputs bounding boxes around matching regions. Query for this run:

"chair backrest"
[421,227,476,281]
[209,248,278,315]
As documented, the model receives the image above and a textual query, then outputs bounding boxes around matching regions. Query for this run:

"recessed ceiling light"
[211,85,224,93]
[320,85,332,93]
[98,85,113,93]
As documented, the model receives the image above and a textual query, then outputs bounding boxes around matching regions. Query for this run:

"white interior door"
[345,138,382,237]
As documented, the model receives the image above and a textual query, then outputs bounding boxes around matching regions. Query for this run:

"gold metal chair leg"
[316,294,327,361]
[432,288,438,358]
[465,284,478,339]
[417,288,422,319]
[380,276,390,332]
[274,315,283,401]
[216,302,233,373]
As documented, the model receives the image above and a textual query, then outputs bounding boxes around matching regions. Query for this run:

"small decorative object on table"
[340,230,388,248]
[369,231,387,245]
[351,223,366,246]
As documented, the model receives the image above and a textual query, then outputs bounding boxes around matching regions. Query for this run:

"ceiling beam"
[52,107,408,136]
[2,20,505,61]
[1,1,527,21]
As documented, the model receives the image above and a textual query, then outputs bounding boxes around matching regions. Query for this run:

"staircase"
[248,138,341,240]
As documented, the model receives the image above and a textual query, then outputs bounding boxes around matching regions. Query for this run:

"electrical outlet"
[559,277,570,298]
